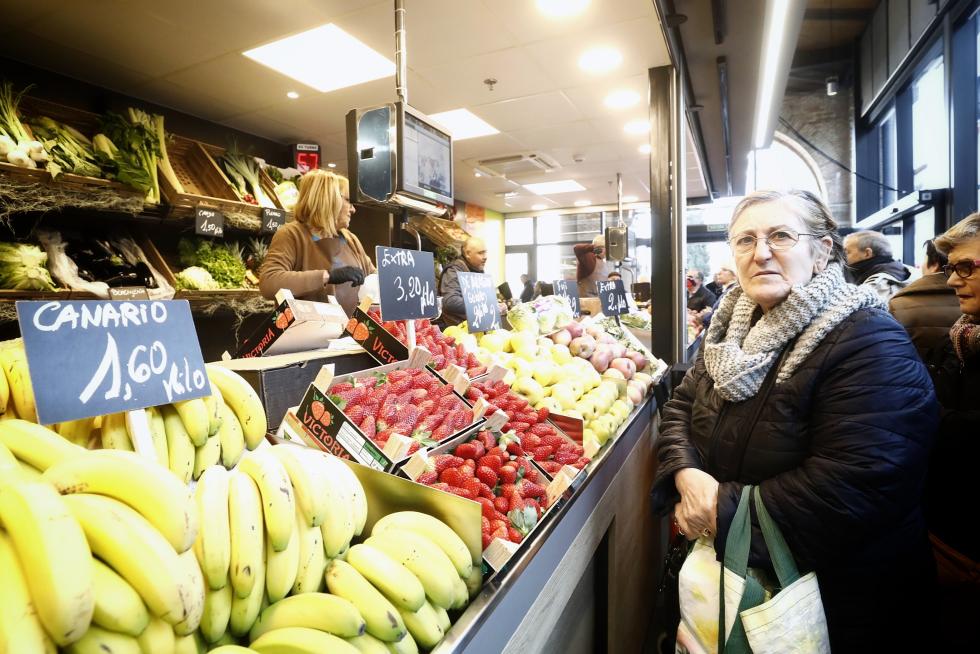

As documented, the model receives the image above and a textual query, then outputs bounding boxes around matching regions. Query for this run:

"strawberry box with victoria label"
[292,352,485,472]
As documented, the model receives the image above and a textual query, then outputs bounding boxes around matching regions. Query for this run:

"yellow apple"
[550,382,578,410]
[513,376,545,404]
[533,361,559,387]
[551,344,573,364]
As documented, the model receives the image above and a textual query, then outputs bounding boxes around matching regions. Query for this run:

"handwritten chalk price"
[553,279,580,316]
[597,279,630,316]
[195,207,225,237]
[261,208,285,234]
[458,272,501,333]
[376,246,438,322]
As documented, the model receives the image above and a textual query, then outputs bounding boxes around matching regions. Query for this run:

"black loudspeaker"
[605,226,628,262]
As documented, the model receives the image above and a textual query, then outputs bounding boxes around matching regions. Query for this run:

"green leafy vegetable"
[0,242,57,291]
[177,237,246,289]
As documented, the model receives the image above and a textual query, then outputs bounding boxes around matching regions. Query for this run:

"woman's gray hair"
[729,190,845,264]
[934,213,980,255]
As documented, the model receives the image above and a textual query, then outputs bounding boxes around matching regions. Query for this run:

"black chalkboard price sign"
[195,207,225,237]
[553,279,581,316]
[458,272,501,333]
[375,246,438,322]
[16,300,211,425]
[597,279,630,316]
[261,208,285,234]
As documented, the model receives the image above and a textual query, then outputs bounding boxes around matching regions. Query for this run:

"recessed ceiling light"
[624,120,649,135]
[537,0,590,18]
[532,203,548,210]
[244,24,394,92]
[523,179,587,195]
[574,199,592,207]
[286,91,300,99]
[622,195,639,202]
[474,171,482,177]
[327,162,337,168]
[427,109,499,140]
[578,47,622,74]
[638,143,652,154]
[604,89,640,109]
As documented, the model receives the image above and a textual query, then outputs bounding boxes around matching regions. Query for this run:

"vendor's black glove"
[328,266,365,286]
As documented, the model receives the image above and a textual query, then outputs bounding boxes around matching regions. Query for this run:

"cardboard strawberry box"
[291,351,484,472]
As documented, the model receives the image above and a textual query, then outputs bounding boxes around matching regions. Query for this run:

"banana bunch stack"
[0,338,33,423]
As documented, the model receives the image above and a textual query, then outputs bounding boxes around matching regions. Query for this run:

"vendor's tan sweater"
[258,221,376,316]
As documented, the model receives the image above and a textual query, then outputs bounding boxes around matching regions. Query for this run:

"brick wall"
[780,86,856,225]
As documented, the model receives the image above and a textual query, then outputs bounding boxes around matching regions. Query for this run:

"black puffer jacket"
[652,307,939,652]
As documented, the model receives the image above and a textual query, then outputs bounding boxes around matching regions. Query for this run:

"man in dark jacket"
[438,236,491,327]
[685,269,716,311]
[889,239,961,359]
[844,230,914,301]
[519,274,534,303]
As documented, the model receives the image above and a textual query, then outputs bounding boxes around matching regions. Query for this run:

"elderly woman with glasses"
[924,213,980,648]
[651,190,938,652]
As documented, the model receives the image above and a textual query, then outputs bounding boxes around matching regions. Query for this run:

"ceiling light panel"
[604,89,640,109]
[243,24,394,93]
[624,120,649,135]
[638,143,652,154]
[523,179,587,194]
[427,109,499,140]
[537,0,590,18]
[578,47,622,74]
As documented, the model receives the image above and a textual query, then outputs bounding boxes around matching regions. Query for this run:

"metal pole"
[670,67,687,365]
[616,172,623,225]
[395,0,408,104]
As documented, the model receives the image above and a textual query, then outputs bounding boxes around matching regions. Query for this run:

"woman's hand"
[327,266,365,286]
[673,468,719,540]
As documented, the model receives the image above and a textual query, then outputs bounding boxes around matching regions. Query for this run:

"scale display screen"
[401,111,452,203]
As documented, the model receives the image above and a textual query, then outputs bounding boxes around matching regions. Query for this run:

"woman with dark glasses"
[927,213,980,649]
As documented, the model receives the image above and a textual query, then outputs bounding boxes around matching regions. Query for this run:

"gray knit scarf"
[703,263,883,402]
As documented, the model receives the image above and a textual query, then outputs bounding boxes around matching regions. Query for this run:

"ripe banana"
[433,604,451,633]
[0,529,56,653]
[345,544,426,612]
[63,625,141,654]
[239,450,295,552]
[206,364,268,449]
[325,559,407,643]
[0,439,17,473]
[204,387,223,437]
[44,449,199,554]
[17,460,44,481]
[173,631,206,654]
[0,342,36,420]
[209,646,257,654]
[0,419,85,471]
[91,558,151,637]
[466,563,482,599]
[137,616,176,654]
[270,444,328,528]
[100,412,134,451]
[346,633,390,654]
[63,493,193,626]
[364,529,458,610]
[173,550,206,636]
[399,600,445,650]
[386,631,419,654]
[0,481,94,646]
[173,397,211,447]
[292,515,326,595]
[250,626,361,654]
[248,592,366,642]
[199,582,233,644]
[193,465,231,590]
[265,510,301,603]
[371,512,473,579]
[207,632,240,647]
[300,451,354,557]
[229,470,265,599]
[146,406,170,469]
[451,576,468,610]
[229,538,266,638]
[0,348,9,415]
[315,451,368,536]
[193,433,222,479]
[161,404,195,484]
[56,416,95,447]
[217,401,246,468]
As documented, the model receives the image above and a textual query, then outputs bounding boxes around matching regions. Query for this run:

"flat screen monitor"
[398,104,453,207]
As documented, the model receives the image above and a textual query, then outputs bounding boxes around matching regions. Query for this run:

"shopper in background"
[924,214,980,648]
[574,234,608,298]
[695,261,738,330]
[685,269,716,311]
[519,273,534,303]
[259,169,375,317]
[652,190,937,652]
[438,236,504,327]
[889,239,961,360]
[704,271,724,296]
[844,229,915,302]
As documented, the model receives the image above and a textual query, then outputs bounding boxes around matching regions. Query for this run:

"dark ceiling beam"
[804,8,873,21]
[711,0,726,45]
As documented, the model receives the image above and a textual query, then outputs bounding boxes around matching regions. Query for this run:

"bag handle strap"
[722,485,754,576]
[752,486,801,587]
[719,486,759,653]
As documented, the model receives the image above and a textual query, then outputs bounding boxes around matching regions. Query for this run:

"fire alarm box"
[292,143,321,173]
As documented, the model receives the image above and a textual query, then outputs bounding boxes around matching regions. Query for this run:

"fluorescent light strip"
[427,109,499,140]
[753,0,792,149]
[523,179,586,194]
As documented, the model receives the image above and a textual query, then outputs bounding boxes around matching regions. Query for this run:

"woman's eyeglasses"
[943,259,980,279]
[729,229,817,254]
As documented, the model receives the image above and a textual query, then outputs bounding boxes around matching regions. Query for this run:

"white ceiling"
[0,0,711,212]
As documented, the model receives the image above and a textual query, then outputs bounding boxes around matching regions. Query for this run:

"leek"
[222,149,275,208]
[98,112,159,202]
[29,116,101,178]
[0,81,53,171]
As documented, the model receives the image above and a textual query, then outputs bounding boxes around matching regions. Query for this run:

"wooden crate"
[160,136,243,210]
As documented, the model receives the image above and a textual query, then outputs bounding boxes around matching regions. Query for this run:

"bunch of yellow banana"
[0,338,34,422]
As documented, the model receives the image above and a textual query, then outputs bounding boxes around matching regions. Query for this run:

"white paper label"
[484,537,520,570]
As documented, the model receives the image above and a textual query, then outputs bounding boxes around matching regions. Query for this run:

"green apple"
[479,331,508,353]
[551,344,573,364]
[564,409,583,420]
[533,361,559,387]
[507,356,534,379]
[578,400,597,421]
[513,376,545,404]
[550,382,578,410]
[510,331,537,357]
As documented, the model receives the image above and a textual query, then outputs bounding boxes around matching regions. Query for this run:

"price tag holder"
[376,246,438,322]
[261,208,285,234]
[108,287,150,301]
[458,271,500,333]
[195,207,225,238]
[553,279,580,317]
[596,279,630,317]
[16,300,211,425]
